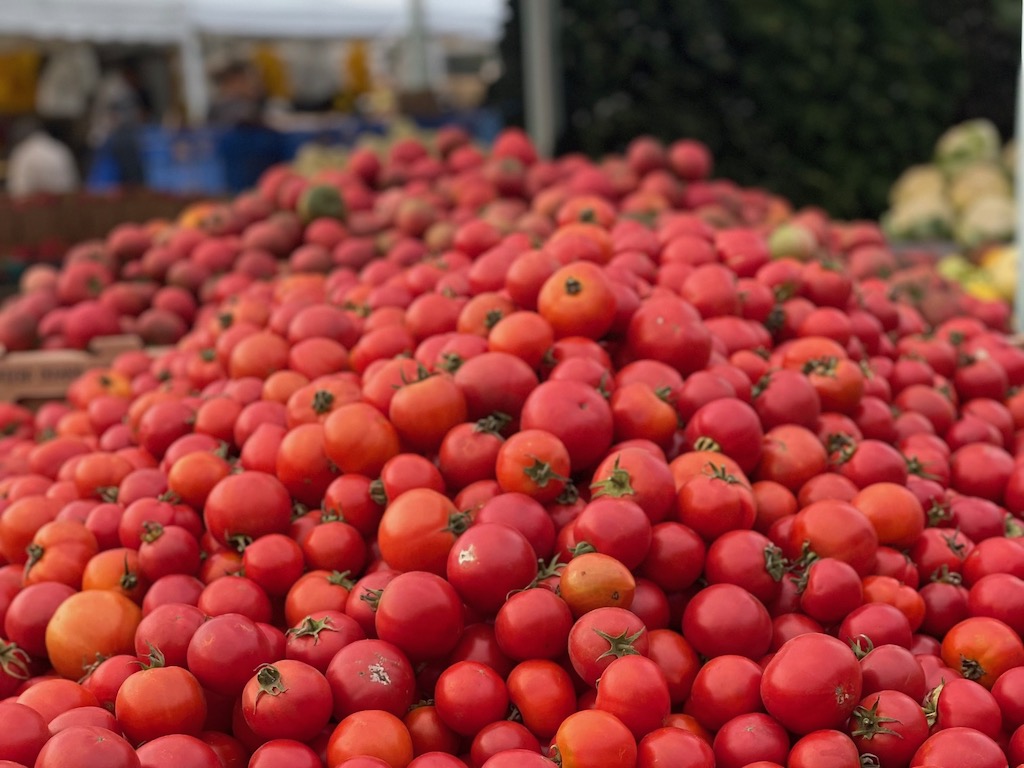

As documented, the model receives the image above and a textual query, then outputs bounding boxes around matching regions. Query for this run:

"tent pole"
[179,30,209,126]
[1015,8,1024,332]
[521,0,558,158]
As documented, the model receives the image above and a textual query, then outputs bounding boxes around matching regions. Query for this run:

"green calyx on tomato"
[693,437,723,453]
[474,412,512,436]
[591,459,636,499]
[594,627,645,661]
[523,456,569,489]
[369,479,388,507]
[850,697,903,740]
[286,615,338,643]
[226,532,254,553]
[252,663,288,706]
[0,640,30,681]
[930,563,963,585]
[763,544,788,582]
[311,389,335,414]
[905,456,939,482]
[140,521,164,544]
[802,356,839,378]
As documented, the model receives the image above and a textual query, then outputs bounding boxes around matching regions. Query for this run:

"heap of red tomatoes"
[2,126,1024,768]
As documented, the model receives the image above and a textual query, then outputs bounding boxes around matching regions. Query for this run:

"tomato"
[4,581,75,659]
[17,679,100,723]
[134,602,206,669]
[389,371,468,455]
[559,552,636,617]
[675,463,756,542]
[300,520,367,576]
[790,499,878,576]
[203,471,292,550]
[683,654,763,732]
[403,703,460,757]
[637,726,714,768]
[554,709,637,768]
[0,701,48,765]
[34,725,141,768]
[761,633,862,734]
[185,613,274,697]
[494,429,572,503]
[474,492,556,559]
[24,518,99,589]
[787,729,860,768]
[375,571,464,663]
[848,689,929,767]
[627,295,712,377]
[798,558,863,626]
[45,589,141,680]
[594,654,671,740]
[933,677,1002,738]
[285,610,364,673]
[590,450,673,526]
[712,712,790,768]
[492,589,571,662]
[757,424,828,491]
[284,570,355,627]
[432,660,509,738]
[567,606,649,687]
[537,261,616,340]
[682,583,771,660]
[323,402,401,477]
[377,489,469,576]
[327,710,414,768]
[850,482,925,550]
[911,727,1008,768]
[135,734,222,768]
[437,420,504,491]
[114,655,206,745]
[941,616,1024,689]
[326,639,417,720]
[520,380,614,472]
[240,660,332,742]
[249,738,327,768]
[446,523,538,616]
[856,643,929,704]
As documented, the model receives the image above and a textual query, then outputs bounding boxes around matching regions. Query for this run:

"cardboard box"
[0,334,144,405]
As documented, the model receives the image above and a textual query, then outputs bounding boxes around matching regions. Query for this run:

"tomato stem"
[0,640,31,682]
[254,664,288,705]
[590,458,636,499]
[593,627,646,661]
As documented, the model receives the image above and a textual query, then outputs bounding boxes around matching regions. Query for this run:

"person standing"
[6,118,79,198]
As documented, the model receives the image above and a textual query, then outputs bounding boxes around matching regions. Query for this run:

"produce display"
[883,118,1016,249]
[1,125,1024,768]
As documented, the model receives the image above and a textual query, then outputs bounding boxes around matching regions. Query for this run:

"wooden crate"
[0,334,144,405]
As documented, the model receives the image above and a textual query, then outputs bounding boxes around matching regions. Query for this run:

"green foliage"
[488,0,1018,219]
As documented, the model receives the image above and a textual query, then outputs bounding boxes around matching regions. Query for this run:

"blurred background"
[0,0,1018,231]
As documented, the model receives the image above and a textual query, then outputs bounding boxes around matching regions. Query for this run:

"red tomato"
[240,660,332,742]
[761,633,862,734]
[34,725,140,768]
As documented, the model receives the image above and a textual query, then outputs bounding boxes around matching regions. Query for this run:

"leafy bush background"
[487,0,1020,219]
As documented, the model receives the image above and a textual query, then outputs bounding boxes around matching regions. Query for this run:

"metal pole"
[521,0,558,158]
[1015,8,1024,331]
[179,30,209,125]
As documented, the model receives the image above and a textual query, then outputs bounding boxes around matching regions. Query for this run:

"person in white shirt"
[6,119,79,198]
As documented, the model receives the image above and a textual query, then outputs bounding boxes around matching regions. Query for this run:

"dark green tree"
[488,0,1018,219]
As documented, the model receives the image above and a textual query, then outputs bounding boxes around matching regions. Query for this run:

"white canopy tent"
[0,0,505,124]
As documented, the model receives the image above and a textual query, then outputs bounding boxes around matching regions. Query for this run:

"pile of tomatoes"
[2,127,1024,768]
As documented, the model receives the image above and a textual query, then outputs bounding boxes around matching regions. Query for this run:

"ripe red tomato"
[554,709,637,768]
[447,523,538,616]
[114,660,206,745]
[941,616,1024,689]
[761,633,862,734]
[433,660,509,738]
[240,660,332,742]
[375,571,464,663]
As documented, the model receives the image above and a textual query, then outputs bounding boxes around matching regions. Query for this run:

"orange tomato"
[559,552,636,617]
[45,590,142,679]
